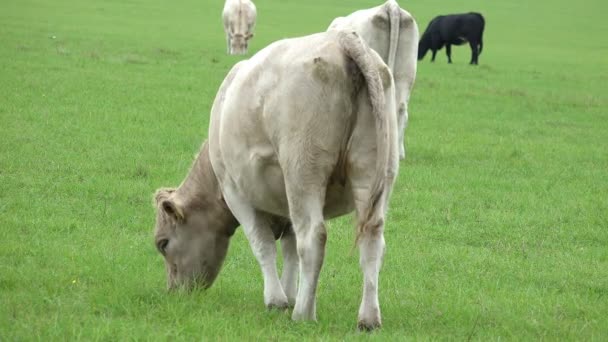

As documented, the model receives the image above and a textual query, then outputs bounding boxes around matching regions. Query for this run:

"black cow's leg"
[431,49,437,62]
[469,41,478,65]
[446,44,452,64]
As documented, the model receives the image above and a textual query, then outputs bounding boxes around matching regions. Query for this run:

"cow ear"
[154,188,175,206]
[246,32,254,39]
[372,13,389,29]
[161,199,185,223]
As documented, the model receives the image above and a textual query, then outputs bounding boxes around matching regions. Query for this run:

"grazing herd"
[153,0,486,330]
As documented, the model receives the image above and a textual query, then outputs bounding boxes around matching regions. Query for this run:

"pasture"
[1,0,606,339]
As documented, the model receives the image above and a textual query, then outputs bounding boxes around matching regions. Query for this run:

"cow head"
[153,146,239,290]
[229,32,254,55]
[417,35,430,60]
[153,188,237,290]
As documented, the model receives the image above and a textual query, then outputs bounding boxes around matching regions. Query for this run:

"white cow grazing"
[222,0,257,55]
[329,0,419,160]
[153,30,399,330]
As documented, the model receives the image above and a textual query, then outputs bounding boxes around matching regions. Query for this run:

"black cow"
[418,12,485,65]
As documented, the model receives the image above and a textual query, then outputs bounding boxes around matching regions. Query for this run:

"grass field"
[1,0,607,339]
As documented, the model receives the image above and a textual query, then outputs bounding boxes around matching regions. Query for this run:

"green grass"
[1,0,607,339]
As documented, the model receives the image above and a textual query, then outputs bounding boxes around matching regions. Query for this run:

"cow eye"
[156,238,169,255]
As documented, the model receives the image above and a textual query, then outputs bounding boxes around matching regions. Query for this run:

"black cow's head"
[418,35,430,60]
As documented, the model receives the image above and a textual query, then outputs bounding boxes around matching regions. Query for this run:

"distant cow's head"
[229,32,254,55]
[417,34,430,60]
[152,150,238,290]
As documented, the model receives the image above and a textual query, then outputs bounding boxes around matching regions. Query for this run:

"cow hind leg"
[469,41,479,65]
[223,187,289,309]
[345,70,398,330]
[281,148,334,321]
[357,216,386,331]
[276,59,346,321]
[288,191,327,322]
[349,170,390,331]
[280,226,298,305]
[446,44,452,63]
[347,143,396,330]
[397,102,407,160]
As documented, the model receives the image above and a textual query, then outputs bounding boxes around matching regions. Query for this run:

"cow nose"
[156,238,169,255]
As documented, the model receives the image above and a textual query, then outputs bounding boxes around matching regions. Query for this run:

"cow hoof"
[267,301,289,311]
[357,308,381,331]
[291,310,317,322]
[357,320,382,332]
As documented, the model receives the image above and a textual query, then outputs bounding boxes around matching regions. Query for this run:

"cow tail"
[386,0,400,71]
[477,13,485,55]
[478,29,484,55]
[338,31,390,244]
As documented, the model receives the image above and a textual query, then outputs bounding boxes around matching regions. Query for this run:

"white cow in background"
[329,0,418,160]
[223,0,257,55]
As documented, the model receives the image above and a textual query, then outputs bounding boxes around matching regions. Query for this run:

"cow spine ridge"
[338,31,390,239]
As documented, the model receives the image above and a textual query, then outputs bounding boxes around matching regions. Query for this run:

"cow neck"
[176,142,239,233]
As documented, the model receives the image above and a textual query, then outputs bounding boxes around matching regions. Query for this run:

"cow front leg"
[446,44,452,63]
[223,187,288,309]
[431,49,437,62]
[280,227,298,306]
